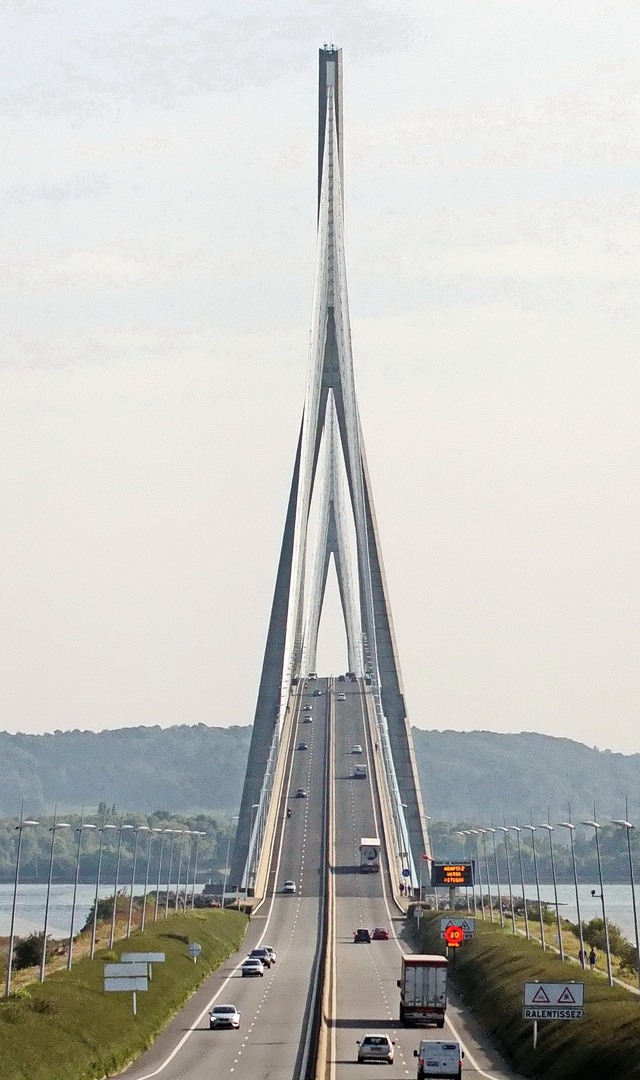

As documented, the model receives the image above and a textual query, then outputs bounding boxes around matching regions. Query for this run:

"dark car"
[372,927,389,940]
[297,742,309,750]
[313,689,322,696]
[249,947,272,968]
[295,788,307,798]
[353,928,371,943]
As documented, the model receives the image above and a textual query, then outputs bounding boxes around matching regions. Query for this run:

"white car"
[351,744,363,754]
[209,1005,240,1029]
[241,958,264,977]
[357,1034,395,1064]
[283,879,296,893]
[263,945,277,963]
[337,693,346,701]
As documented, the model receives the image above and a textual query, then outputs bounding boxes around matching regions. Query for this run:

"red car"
[372,926,389,940]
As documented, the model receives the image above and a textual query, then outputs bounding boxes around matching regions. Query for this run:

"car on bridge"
[295,788,307,798]
[297,742,308,750]
[209,1004,240,1029]
[313,688,322,696]
[356,1034,395,1064]
[303,703,313,711]
[353,928,371,943]
[282,880,296,893]
[338,674,346,681]
[241,958,264,977]
[302,715,313,723]
[351,744,363,754]
[337,693,346,701]
[372,926,389,940]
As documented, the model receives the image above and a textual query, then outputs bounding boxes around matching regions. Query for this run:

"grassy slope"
[0,908,247,1080]
[417,911,640,1080]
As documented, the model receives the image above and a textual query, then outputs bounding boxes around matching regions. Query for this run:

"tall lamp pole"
[41,812,70,981]
[469,831,485,919]
[509,825,530,939]
[477,830,493,922]
[126,825,149,937]
[90,818,117,959]
[153,828,169,922]
[488,828,504,927]
[611,816,640,991]
[164,830,177,918]
[498,827,515,933]
[538,823,563,960]
[222,818,239,909]
[557,821,585,968]
[5,811,39,997]
[581,815,612,985]
[523,824,545,949]
[190,832,206,909]
[68,818,97,970]
[109,821,133,948]
[174,830,188,912]
[141,829,161,932]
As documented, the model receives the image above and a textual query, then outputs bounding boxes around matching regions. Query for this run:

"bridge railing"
[368,681,418,891]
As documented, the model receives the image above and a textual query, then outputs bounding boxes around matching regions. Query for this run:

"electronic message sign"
[431,862,474,887]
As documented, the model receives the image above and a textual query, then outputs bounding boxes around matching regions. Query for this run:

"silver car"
[357,1034,395,1064]
[241,958,264,977]
[209,1005,240,1029]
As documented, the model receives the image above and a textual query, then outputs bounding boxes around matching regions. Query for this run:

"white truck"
[414,1040,464,1080]
[397,954,448,1026]
[359,837,381,873]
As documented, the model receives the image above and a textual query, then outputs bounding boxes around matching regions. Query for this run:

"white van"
[414,1040,464,1080]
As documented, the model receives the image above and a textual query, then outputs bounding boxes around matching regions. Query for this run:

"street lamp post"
[611,816,640,991]
[509,826,530,939]
[183,833,194,913]
[469,831,485,919]
[164,830,177,918]
[153,828,169,922]
[5,811,39,997]
[109,822,133,948]
[488,828,504,927]
[557,821,585,968]
[477,830,494,922]
[90,818,117,960]
[523,825,545,949]
[141,829,161,932]
[498,827,515,933]
[457,832,470,912]
[126,825,149,937]
[40,812,71,981]
[68,818,97,970]
[175,830,189,912]
[190,832,206,909]
[222,818,239,909]
[538,823,563,960]
[463,832,478,917]
[581,815,612,985]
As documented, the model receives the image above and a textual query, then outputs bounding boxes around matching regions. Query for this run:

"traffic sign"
[444,925,464,947]
[523,983,584,1020]
[440,917,475,939]
[402,868,410,877]
[188,942,202,962]
[121,953,165,964]
[104,963,148,978]
[104,977,148,992]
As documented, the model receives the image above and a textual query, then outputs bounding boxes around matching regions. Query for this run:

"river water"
[441,883,640,945]
[0,884,204,939]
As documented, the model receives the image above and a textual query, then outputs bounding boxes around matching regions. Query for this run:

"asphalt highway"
[329,681,524,1080]
[118,678,330,1080]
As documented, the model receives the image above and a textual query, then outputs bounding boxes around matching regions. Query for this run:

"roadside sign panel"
[188,942,202,957]
[105,977,148,992]
[440,917,475,939]
[444,925,464,947]
[523,983,584,1020]
[121,953,165,964]
[431,862,474,887]
[104,963,148,978]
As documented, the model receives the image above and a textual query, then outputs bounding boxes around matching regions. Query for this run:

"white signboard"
[104,963,148,979]
[440,917,475,939]
[523,982,584,1020]
[121,952,165,964]
[104,977,148,992]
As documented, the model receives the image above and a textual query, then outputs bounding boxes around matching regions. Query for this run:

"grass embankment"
[0,907,247,1080]
[417,910,640,1080]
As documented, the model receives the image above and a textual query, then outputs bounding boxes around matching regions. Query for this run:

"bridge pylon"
[231,48,429,895]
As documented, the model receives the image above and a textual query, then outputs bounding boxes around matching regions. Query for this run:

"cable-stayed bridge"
[231,47,429,900]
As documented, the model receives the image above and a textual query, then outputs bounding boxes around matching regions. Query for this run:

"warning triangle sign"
[460,920,471,931]
[557,986,576,1004]
[532,987,551,1003]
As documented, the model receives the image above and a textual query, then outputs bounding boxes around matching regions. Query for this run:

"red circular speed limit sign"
[444,925,464,947]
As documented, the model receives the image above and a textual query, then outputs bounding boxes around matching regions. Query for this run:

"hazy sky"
[1,1,639,752]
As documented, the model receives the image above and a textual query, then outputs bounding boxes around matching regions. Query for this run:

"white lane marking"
[127,713,304,1080]
[361,703,502,1080]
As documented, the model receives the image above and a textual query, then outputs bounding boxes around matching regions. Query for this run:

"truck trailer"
[397,954,448,1026]
[359,837,381,873]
